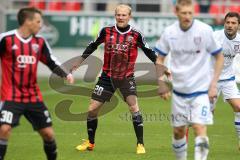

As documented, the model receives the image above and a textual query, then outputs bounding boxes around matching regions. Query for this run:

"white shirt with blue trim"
[214,29,240,81]
[155,19,222,95]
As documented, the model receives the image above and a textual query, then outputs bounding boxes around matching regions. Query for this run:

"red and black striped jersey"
[0,29,67,103]
[81,24,157,79]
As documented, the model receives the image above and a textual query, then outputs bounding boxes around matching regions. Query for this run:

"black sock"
[0,139,7,160]
[87,117,98,144]
[132,111,144,144]
[43,140,57,160]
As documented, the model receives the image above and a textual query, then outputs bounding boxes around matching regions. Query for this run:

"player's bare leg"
[0,124,12,160]
[227,98,240,150]
[38,127,57,160]
[185,127,189,144]
[126,95,145,154]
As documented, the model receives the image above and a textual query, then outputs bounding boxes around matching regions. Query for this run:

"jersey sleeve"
[137,32,157,63]
[206,28,222,55]
[81,27,106,59]
[0,34,6,56]
[40,39,68,77]
[154,30,170,56]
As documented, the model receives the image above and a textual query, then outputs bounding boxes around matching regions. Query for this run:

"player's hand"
[208,82,217,103]
[66,73,74,84]
[165,69,172,81]
[158,79,172,100]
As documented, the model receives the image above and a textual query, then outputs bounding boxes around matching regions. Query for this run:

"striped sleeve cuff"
[211,48,222,55]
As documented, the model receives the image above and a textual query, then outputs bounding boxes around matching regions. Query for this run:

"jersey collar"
[15,30,33,43]
[179,19,194,32]
[115,24,132,34]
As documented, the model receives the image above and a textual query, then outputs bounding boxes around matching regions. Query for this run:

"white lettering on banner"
[69,16,175,37]
[133,18,175,37]
[17,55,36,68]
[70,17,86,36]
[70,17,114,36]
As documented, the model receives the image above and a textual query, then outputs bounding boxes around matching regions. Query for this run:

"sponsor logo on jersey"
[110,35,115,39]
[127,36,133,42]
[234,44,240,53]
[106,43,129,52]
[12,44,18,50]
[32,44,39,53]
[193,37,201,45]
[17,55,36,68]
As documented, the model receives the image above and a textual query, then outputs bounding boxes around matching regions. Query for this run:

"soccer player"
[213,12,240,150]
[154,0,224,160]
[71,4,165,154]
[0,7,74,160]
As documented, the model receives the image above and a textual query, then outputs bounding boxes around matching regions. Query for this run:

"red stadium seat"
[194,3,200,14]
[209,4,225,15]
[47,0,63,11]
[64,1,82,11]
[228,5,240,13]
[29,0,45,10]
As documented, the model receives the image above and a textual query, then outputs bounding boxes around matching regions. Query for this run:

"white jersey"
[155,19,222,94]
[214,29,240,80]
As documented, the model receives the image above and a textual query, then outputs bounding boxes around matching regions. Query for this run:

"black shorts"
[0,101,52,130]
[92,72,137,102]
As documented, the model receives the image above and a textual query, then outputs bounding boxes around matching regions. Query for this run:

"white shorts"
[211,80,240,111]
[171,93,213,127]
[218,80,240,100]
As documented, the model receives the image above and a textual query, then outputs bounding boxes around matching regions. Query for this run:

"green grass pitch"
[5,79,240,160]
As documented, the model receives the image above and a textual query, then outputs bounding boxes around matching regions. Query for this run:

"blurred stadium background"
[1,0,240,160]
[1,0,240,79]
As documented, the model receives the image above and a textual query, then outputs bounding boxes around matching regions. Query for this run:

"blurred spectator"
[196,0,211,13]
[136,4,160,12]
[96,3,106,11]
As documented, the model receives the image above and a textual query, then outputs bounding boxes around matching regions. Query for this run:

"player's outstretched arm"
[71,28,105,73]
[70,56,86,73]
[155,55,172,100]
[209,52,224,102]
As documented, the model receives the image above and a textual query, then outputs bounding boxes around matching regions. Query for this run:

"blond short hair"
[115,4,132,16]
[176,0,193,11]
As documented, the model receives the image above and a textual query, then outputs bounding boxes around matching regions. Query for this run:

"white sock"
[234,112,240,140]
[172,136,187,160]
[194,136,209,160]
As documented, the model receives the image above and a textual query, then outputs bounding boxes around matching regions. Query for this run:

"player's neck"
[224,30,236,40]
[17,27,32,39]
[116,24,130,32]
[179,21,193,32]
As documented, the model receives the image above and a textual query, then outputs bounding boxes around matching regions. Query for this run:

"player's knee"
[192,124,206,136]
[88,109,99,118]
[233,105,240,112]
[0,125,12,138]
[88,100,102,117]
[129,105,139,113]
[39,127,55,141]
[42,132,55,141]
[173,127,185,139]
